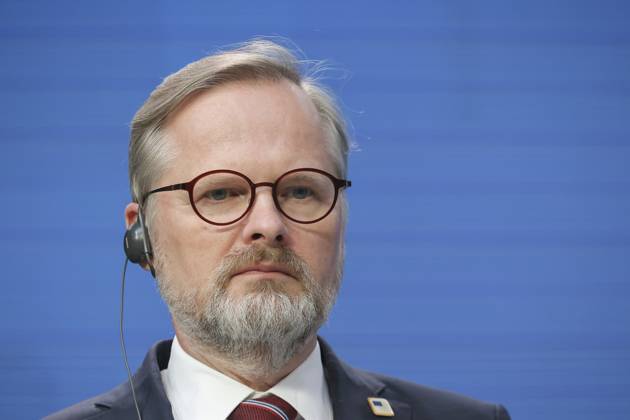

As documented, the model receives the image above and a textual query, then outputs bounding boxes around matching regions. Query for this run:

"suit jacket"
[45,338,511,420]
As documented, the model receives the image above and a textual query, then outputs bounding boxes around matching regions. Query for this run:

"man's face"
[140,79,345,367]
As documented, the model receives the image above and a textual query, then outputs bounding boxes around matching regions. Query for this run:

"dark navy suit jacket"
[45,338,511,420]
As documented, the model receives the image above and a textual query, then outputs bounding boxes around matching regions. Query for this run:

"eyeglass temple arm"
[336,179,352,189]
[141,183,189,204]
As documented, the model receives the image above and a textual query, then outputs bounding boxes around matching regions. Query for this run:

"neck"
[174,328,318,391]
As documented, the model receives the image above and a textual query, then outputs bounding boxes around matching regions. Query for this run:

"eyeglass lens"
[191,170,337,224]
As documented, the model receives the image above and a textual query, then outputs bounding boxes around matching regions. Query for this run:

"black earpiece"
[123,208,155,277]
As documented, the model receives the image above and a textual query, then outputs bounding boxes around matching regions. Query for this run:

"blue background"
[1,1,629,419]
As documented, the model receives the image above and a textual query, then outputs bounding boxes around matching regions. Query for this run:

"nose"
[241,187,288,246]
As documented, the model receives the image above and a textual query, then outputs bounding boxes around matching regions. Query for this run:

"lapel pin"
[367,397,395,417]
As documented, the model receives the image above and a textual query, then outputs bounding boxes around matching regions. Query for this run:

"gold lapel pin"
[367,397,395,417]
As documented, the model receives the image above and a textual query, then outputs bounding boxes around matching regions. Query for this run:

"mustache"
[216,244,310,285]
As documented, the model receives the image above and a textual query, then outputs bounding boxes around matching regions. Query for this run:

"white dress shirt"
[160,336,333,420]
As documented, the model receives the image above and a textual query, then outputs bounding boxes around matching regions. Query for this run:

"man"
[47,40,511,420]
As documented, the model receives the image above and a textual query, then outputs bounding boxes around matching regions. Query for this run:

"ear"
[125,202,140,229]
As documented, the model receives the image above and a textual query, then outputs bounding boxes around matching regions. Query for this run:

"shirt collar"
[162,336,331,420]
[263,339,331,420]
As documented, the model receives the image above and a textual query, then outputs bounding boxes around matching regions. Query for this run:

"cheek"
[153,209,238,282]
[299,215,344,280]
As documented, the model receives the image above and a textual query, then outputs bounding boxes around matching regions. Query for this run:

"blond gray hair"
[129,39,350,205]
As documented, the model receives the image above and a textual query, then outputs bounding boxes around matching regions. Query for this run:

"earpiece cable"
[120,257,143,420]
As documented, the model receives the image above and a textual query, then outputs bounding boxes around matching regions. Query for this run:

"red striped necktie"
[228,395,298,420]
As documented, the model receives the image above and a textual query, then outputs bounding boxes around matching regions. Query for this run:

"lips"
[232,264,294,278]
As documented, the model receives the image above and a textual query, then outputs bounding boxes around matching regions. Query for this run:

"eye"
[203,188,247,202]
[208,189,229,200]
[287,186,313,199]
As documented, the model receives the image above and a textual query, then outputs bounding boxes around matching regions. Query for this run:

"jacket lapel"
[95,340,175,420]
[319,337,411,420]
[135,340,175,420]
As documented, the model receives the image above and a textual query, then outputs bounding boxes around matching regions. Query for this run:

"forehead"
[161,79,337,182]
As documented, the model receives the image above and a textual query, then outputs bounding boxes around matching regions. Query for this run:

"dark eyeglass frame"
[142,167,352,225]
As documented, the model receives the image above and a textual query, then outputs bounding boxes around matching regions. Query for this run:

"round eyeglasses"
[142,168,352,225]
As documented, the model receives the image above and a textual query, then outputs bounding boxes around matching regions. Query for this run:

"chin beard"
[156,244,341,378]
[176,282,322,377]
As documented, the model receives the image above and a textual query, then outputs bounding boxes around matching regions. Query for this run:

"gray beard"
[155,244,341,377]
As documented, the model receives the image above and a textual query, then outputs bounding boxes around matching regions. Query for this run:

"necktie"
[228,394,298,420]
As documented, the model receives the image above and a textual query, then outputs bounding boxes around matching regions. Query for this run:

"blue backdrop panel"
[1,1,629,419]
